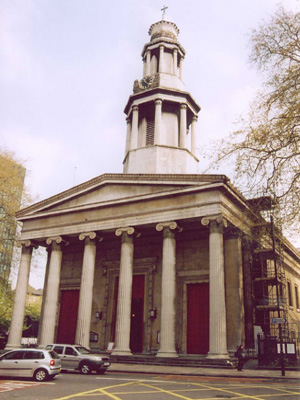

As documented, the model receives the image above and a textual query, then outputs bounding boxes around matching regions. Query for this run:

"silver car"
[0,348,61,381]
[45,344,110,374]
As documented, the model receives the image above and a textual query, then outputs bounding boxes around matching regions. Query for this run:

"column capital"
[46,236,69,246]
[79,232,103,242]
[126,117,131,124]
[16,240,38,249]
[115,227,141,238]
[192,114,198,122]
[155,99,163,106]
[132,105,139,112]
[180,103,187,110]
[156,221,183,232]
[201,214,228,228]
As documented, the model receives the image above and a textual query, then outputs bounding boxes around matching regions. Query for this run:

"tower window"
[146,118,154,146]
[295,285,299,309]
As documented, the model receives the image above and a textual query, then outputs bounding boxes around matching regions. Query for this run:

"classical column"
[130,106,139,150]
[191,115,198,155]
[125,118,131,155]
[202,215,229,359]
[156,221,182,358]
[154,99,163,145]
[6,241,36,348]
[159,45,164,73]
[173,49,178,76]
[37,247,51,346]
[112,227,136,356]
[180,104,187,148]
[146,51,151,76]
[179,58,184,80]
[38,236,67,347]
[75,232,100,348]
[242,237,255,349]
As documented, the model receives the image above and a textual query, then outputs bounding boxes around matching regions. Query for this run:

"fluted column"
[154,99,163,145]
[202,215,229,359]
[112,227,136,356]
[191,115,198,155]
[156,221,182,357]
[130,106,139,150]
[173,49,178,76]
[159,45,164,73]
[6,241,36,349]
[180,104,187,148]
[38,236,67,347]
[75,232,100,348]
[146,51,151,76]
[125,118,131,155]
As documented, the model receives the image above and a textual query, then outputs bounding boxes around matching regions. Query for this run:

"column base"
[206,352,229,360]
[156,351,178,358]
[111,349,133,356]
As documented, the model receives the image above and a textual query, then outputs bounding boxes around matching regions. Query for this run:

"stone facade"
[7,19,300,362]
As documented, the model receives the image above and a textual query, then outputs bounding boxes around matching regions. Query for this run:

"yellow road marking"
[52,380,136,400]
[191,381,267,400]
[141,382,203,400]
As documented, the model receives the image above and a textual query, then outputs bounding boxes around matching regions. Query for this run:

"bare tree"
[215,6,300,236]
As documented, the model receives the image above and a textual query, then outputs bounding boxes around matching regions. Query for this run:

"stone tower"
[123,20,201,174]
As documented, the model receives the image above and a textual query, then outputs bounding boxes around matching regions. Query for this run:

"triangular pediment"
[17,173,229,219]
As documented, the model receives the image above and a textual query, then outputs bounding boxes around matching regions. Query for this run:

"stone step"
[110,355,235,369]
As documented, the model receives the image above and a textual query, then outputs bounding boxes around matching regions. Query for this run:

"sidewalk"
[108,362,300,381]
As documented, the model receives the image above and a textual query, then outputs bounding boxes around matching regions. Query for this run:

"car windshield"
[74,346,91,354]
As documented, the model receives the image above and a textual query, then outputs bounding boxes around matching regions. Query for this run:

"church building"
[7,18,300,362]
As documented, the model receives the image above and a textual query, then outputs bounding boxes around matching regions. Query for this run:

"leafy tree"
[216,6,300,236]
[0,149,26,281]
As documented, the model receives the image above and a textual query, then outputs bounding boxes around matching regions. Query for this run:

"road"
[0,371,300,400]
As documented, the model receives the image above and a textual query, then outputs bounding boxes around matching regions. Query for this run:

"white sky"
[1,0,300,288]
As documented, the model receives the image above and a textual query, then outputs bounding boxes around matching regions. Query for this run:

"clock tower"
[123,20,201,174]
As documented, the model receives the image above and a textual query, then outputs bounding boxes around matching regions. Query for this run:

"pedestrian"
[235,344,245,371]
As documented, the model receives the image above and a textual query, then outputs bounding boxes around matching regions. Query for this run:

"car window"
[65,347,77,356]
[2,351,24,360]
[74,346,90,354]
[53,346,64,354]
[23,351,45,360]
[49,350,59,359]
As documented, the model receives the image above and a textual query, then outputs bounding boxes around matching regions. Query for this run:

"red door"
[187,283,209,354]
[56,290,79,344]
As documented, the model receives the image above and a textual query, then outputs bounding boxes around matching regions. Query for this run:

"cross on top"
[161,5,168,20]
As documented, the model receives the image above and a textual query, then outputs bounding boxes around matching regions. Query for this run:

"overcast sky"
[2,0,300,287]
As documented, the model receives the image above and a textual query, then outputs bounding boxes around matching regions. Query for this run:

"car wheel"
[34,368,49,382]
[79,362,92,374]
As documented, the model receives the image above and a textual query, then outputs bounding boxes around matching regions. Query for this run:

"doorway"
[56,290,80,344]
[186,283,209,354]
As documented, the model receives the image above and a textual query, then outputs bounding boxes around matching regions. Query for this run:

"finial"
[161,5,168,20]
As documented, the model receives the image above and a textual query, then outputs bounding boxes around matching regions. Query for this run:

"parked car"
[45,344,110,375]
[0,348,61,381]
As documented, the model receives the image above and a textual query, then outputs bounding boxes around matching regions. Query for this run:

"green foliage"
[215,6,300,235]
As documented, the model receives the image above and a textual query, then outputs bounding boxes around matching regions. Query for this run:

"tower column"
[179,58,183,80]
[75,232,99,348]
[112,227,136,356]
[156,221,182,358]
[173,49,178,76]
[191,115,198,155]
[38,236,67,347]
[146,51,151,76]
[159,45,164,73]
[6,241,35,349]
[125,118,131,155]
[202,215,229,359]
[154,99,163,145]
[130,106,139,150]
[180,104,187,148]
